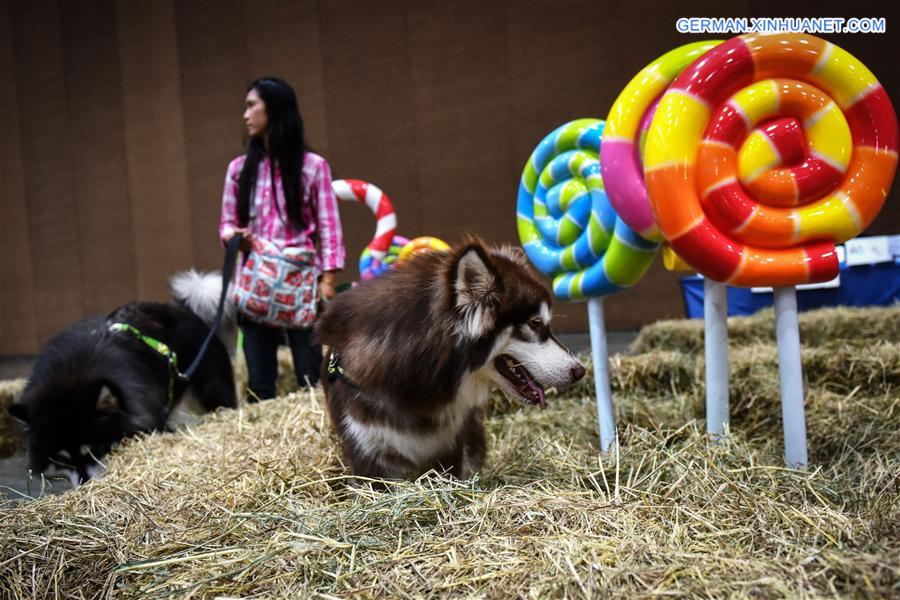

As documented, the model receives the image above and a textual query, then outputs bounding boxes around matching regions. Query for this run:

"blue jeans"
[240,317,322,401]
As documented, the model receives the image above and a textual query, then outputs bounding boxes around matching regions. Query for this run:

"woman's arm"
[311,158,345,295]
[220,157,252,250]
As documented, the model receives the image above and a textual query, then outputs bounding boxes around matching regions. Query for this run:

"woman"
[220,77,344,400]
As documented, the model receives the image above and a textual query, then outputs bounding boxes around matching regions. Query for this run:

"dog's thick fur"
[8,272,237,485]
[316,240,585,481]
[169,269,238,355]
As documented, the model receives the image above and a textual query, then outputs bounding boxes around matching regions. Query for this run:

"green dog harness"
[326,351,358,389]
[108,322,185,409]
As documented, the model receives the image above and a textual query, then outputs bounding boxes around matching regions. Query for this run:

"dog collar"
[326,351,358,389]
[108,322,185,409]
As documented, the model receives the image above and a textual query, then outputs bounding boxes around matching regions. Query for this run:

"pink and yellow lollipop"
[602,41,721,242]
[644,33,898,287]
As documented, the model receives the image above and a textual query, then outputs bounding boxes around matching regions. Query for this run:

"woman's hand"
[228,228,253,253]
[319,271,338,301]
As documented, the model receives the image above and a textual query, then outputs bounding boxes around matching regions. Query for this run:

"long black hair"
[236,77,307,230]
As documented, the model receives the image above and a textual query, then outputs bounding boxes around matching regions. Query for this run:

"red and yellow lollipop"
[644,33,898,287]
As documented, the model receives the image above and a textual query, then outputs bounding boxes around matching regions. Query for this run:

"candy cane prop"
[644,33,898,467]
[517,119,658,452]
[332,179,398,279]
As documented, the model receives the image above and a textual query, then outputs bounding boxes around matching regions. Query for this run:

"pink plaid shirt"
[219,151,345,272]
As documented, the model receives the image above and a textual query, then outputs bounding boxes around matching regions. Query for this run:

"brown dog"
[316,240,584,481]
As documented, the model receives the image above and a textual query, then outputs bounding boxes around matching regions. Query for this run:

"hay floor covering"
[0,307,898,598]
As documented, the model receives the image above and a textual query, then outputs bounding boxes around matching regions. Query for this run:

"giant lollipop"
[517,118,658,451]
[398,236,450,262]
[644,33,898,467]
[602,40,733,440]
[602,41,722,241]
[359,235,409,280]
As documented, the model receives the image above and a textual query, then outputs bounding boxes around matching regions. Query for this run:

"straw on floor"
[0,306,897,598]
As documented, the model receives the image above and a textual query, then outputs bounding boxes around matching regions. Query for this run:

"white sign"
[752,274,840,294]
[888,235,900,259]
[845,236,892,266]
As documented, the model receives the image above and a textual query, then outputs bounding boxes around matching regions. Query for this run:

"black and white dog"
[316,240,585,481]
[8,271,237,486]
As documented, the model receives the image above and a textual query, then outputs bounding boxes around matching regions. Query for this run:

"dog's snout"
[570,361,585,383]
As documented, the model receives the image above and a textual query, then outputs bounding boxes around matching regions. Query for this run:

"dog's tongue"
[523,377,546,410]
[534,382,546,410]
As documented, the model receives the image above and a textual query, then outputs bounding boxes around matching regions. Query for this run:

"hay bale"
[0,384,897,598]
[566,340,898,413]
[633,305,900,353]
[727,340,899,406]
[0,378,26,458]
[609,351,697,396]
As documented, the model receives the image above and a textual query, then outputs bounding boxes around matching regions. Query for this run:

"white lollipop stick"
[588,297,616,453]
[774,286,808,469]
[704,278,729,438]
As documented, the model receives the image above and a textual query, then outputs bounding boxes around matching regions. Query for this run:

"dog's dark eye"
[529,317,543,331]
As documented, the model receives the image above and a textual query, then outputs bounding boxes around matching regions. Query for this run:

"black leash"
[181,234,243,381]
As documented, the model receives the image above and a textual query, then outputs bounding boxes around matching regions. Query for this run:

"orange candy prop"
[644,33,898,287]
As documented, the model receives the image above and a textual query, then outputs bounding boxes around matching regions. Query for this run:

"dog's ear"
[8,401,29,423]
[96,385,120,412]
[452,244,499,339]
[492,245,528,266]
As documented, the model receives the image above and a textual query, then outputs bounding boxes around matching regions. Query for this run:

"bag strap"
[268,157,289,228]
[181,234,243,380]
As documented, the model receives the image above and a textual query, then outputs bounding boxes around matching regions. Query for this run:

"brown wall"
[1,0,898,355]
